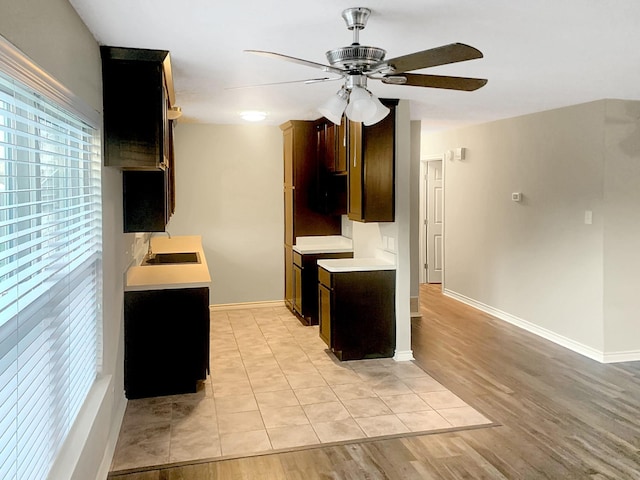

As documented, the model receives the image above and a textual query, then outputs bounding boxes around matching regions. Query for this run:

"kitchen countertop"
[293,235,353,254]
[316,257,396,273]
[125,235,212,291]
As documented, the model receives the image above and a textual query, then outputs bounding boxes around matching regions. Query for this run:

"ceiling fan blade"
[380,43,484,74]
[382,73,487,91]
[244,50,345,75]
[226,77,341,90]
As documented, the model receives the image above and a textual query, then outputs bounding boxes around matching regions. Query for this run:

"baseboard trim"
[210,300,286,312]
[97,388,127,480]
[393,350,415,362]
[410,296,421,318]
[602,350,640,363]
[442,289,640,364]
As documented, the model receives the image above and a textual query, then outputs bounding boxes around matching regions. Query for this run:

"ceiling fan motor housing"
[328,7,386,71]
[326,45,386,70]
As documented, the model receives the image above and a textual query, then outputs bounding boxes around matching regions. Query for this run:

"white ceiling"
[68,0,640,132]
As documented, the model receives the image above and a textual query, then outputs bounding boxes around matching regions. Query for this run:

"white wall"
[1,1,129,478]
[423,99,640,361]
[602,100,640,356]
[169,123,283,305]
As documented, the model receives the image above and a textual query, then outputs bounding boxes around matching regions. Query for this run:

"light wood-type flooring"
[109,284,640,479]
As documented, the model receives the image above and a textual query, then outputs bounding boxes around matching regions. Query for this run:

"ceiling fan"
[245,7,487,125]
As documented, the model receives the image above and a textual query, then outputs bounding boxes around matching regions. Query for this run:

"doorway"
[419,155,444,285]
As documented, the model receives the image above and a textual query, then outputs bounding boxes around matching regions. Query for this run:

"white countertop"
[125,235,212,292]
[293,235,353,254]
[316,257,396,273]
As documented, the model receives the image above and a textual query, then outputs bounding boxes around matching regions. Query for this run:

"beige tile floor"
[110,305,492,472]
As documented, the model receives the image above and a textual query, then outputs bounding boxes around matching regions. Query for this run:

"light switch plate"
[584,210,593,224]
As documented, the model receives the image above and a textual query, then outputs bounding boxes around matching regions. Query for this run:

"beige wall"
[169,123,284,304]
[1,1,128,478]
[602,100,640,355]
[423,99,640,361]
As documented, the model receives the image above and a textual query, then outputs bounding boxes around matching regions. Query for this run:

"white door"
[427,160,443,283]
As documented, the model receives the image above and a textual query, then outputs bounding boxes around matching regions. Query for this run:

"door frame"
[419,154,445,286]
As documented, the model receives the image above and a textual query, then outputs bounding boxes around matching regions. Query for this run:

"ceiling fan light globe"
[345,86,377,123]
[318,93,348,125]
[363,96,390,125]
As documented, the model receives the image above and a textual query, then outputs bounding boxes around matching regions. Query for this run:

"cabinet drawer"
[293,251,303,267]
[318,266,332,288]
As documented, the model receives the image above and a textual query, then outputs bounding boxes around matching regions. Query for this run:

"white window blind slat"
[0,50,101,480]
[0,419,16,463]
[0,443,16,480]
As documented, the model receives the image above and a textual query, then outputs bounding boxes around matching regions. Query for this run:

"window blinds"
[0,63,102,480]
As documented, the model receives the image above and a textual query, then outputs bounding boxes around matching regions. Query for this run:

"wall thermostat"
[512,192,522,202]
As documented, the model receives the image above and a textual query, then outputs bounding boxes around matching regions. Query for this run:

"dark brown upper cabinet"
[348,99,398,223]
[316,118,347,175]
[315,118,347,216]
[101,46,175,170]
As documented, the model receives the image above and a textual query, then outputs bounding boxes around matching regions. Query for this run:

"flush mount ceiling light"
[244,7,487,126]
[240,110,267,122]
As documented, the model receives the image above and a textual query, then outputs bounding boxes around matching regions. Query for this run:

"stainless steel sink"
[142,252,200,265]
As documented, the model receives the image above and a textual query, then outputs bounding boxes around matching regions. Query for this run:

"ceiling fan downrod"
[342,7,370,45]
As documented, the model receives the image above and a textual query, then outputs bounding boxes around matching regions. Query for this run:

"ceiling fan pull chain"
[353,142,357,168]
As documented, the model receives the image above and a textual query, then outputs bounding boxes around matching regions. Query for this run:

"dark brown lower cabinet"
[292,252,303,317]
[317,267,395,360]
[318,279,332,346]
[124,287,210,399]
[292,250,353,326]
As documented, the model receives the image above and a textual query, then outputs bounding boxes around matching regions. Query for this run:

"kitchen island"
[124,235,211,399]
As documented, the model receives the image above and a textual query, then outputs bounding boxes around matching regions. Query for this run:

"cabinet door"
[336,119,348,174]
[315,119,347,216]
[361,109,395,222]
[284,245,293,309]
[124,287,209,399]
[284,186,294,245]
[293,261,302,315]
[101,47,169,169]
[167,120,176,215]
[316,119,338,173]
[347,121,363,220]
[347,101,397,223]
[330,270,395,360]
[325,122,336,171]
[318,282,332,347]
[123,170,168,232]
[283,126,294,187]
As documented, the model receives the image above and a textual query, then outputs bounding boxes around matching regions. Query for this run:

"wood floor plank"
[110,284,640,480]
